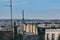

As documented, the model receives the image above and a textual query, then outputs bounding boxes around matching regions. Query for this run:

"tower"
[22,10,24,21]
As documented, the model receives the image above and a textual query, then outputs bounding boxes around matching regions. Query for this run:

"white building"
[45,29,60,40]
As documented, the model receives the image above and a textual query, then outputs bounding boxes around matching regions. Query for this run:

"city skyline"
[0,0,60,19]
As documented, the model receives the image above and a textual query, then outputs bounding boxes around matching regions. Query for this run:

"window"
[58,33,60,40]
[47,34,49,40]
[52,34,55,40]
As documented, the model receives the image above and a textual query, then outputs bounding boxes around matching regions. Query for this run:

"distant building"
[0,19,60,36]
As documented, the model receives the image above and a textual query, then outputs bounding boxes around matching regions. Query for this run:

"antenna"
[4,0,13,27]
[10,0,12,27]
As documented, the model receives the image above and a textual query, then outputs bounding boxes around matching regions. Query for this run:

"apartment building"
[45,29,60,40]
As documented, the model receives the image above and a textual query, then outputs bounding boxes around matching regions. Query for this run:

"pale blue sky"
[0,0,60,19]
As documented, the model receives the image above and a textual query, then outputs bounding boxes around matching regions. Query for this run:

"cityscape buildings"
[0,19,60,40]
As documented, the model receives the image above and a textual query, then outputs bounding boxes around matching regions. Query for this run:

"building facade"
[45,29,60,40]
[0,19,60,35]
[23,23,38,35]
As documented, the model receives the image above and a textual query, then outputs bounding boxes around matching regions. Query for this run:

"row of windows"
[47,33,60,40]
[47,34,55,40]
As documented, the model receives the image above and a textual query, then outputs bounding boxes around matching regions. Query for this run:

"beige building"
[45,29,60,40]
[23,23,38,35]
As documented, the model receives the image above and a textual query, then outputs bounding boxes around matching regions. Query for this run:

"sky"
[0,0,60,19]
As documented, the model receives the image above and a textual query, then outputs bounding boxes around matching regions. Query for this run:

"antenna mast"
[10,0,12,27]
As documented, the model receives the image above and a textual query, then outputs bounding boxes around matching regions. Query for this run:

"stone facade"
[45,29,60,40]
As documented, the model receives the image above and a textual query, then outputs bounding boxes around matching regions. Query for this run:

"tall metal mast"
[4,0,12,27]
[10,0,12,27]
